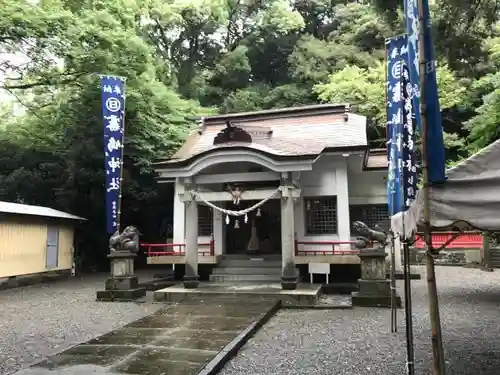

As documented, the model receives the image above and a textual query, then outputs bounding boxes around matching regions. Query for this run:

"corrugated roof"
[163,108,367,163]
[0,201,86,221]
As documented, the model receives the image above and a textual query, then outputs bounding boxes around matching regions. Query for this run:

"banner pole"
[417,0,446,373]
[385,40,398,334]
[402,234,416,375]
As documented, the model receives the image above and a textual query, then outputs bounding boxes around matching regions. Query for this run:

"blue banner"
[100,75,126,233]
[401,63,418,208]
[386,35,408,216]
[404,0,446,183]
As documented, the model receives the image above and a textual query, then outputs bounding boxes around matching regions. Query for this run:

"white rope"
[191,186,284,217]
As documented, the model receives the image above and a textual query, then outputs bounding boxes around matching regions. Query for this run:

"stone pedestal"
[96,251,146,301]
[352,248,401,308]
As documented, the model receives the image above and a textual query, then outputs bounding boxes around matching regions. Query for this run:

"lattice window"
[304,196,337,235]
[198,204,213,236]
[349,204,389,229]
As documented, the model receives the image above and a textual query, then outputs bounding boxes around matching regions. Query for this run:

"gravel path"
[220,266,500,375]
[0,274,161,375]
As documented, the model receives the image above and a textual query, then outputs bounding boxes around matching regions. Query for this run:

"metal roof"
[161,106,367,164]
[0,201,86,221]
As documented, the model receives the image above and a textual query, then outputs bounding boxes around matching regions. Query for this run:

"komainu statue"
[109,226,140,253]
[352,221,387,250]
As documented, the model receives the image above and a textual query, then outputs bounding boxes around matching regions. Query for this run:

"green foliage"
[314,61,467,146]
[1,0,500,267]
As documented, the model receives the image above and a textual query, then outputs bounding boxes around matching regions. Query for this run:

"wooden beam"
[195,171,279,184]
[188,188,301,202]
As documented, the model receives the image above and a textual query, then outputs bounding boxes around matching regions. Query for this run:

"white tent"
[392,139,500,237]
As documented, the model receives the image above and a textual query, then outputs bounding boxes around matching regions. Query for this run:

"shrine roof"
[156,104,368,166]
[363,148,388,170]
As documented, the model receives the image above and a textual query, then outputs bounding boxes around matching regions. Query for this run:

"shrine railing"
[141,240,215,257]
[414,232,482,249]
[294,240,360,256]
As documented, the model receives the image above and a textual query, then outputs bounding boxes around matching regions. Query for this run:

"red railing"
[414,232,482,249]
[141,239,215,257]
[294,240,361,256]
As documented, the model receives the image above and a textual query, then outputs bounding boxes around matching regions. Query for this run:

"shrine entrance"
[225,199,282,255]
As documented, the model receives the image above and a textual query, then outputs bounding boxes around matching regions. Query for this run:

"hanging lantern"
[234,219,240,229]
[244,213,248,223]
[256,208,261,217]
[225,214,230,225]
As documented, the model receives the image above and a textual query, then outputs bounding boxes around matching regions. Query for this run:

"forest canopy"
[1,0,499,266]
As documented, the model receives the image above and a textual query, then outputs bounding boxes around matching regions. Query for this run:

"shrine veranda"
[147,104,401,289]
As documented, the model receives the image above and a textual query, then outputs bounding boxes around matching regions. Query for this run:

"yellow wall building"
[0,201,85,284]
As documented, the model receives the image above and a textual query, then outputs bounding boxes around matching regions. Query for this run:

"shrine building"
[148,104,389,290]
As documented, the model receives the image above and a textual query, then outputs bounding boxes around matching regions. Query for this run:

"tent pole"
[417,0,446,373]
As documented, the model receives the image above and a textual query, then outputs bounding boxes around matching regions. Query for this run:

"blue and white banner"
[404,0,446,183]
[401,63,417,208]
[100,75,126,233]
[386,35,409,216]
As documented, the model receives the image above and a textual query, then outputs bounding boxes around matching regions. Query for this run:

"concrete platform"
[154,282,322,306]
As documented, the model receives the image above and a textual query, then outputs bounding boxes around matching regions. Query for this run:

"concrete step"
[209,274,282,282]
[219,259,282,268]
[223,254,281,260]
[212,267,281,275]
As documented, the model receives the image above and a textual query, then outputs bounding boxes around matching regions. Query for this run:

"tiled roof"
[163,105,367,163]
[0,201,86,221]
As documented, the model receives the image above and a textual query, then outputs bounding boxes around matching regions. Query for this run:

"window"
[304,196,337,235]
[349,204,389,229]
[198,204,213,236]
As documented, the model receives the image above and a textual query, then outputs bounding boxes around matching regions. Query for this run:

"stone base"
[351,291,402,308]
[351,278,402,308]
[183,275,199,289]
[96,287,146,302]
[105,276,139,291]
[281,275,298,290]
[154,282,320,306]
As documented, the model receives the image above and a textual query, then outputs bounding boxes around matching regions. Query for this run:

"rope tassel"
[190,187,283,226]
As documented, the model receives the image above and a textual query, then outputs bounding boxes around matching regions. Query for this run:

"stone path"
[0,273,162,375]
[12,297,278,375]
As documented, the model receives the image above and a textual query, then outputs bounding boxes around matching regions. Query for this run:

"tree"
[1,0,500,269]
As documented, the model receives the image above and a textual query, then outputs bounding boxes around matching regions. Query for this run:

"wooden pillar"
[281,172,298,290]
[183,179,199,288]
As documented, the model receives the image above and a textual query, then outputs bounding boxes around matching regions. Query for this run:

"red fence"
[141,232,482,258]
[414,232,483,249]
[141,240,215,257]
[294,240,360,256]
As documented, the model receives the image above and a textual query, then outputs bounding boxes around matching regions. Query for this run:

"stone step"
[219,259,282,268]
[212,267,281,275]
[209,274,282,282]
[223,254,281,260]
